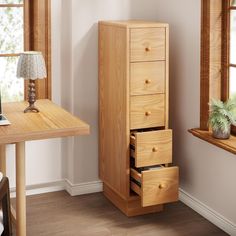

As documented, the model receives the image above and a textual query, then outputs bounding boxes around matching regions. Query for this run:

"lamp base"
[24,105,39,113]
[24,79,40,113]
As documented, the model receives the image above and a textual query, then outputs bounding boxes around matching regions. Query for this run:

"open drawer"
[130,130,172,167]
[130,166,179,207]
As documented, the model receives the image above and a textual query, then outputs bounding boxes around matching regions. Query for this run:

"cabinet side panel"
[99,23,129,199]
[165,26,169,129]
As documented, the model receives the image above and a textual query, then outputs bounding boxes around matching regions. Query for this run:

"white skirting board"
[64,179,103,196]
[10,179,103,198]
[10,180,65,198]
[179,188,236,236]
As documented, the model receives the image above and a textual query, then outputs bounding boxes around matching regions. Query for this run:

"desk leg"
[0,144,6,176]
[16,142,26,236]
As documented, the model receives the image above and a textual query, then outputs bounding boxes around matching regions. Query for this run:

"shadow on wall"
[128,0,200,181]
[72,23,99,182]
[129,0,160,20]
[60,0,72,181]
[129,0,191,131]
[73,23,98,119]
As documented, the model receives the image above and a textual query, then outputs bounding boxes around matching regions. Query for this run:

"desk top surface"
[0,99,90,144]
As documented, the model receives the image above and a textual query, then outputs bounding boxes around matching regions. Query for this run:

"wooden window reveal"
[190,0,236,152]
[200,0,236,132]
[24,0,51,100]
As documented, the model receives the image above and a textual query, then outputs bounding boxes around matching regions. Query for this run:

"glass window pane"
[230,10,236,65]
[230,67,236,99]
[0,0,23,4]
[231,0,236,6]
[0,56,24,102]
[0,7,23,54]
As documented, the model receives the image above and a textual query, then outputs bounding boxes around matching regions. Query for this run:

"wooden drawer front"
[130,94,165,130]
[130,167,179,207]
[130,61,165,96]
[130,130,172,167]
[130,28,166,62]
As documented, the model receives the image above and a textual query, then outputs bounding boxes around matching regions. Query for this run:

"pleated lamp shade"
[17,51,47,80]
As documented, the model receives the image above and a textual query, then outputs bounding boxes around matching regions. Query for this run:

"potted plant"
[208,98,236,139]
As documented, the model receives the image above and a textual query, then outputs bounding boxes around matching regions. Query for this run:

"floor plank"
[12,191,228,236]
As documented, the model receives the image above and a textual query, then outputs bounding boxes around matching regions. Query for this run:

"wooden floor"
[12,191,228,236]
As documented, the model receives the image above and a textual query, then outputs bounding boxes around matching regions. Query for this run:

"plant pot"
[212,127,230,139]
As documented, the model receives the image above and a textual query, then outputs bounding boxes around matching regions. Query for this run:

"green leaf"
[208,98,236,132]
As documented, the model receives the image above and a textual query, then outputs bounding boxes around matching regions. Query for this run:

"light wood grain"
[131,130,172,167]
[209,0,222,100]
[99,23,130,199]
[0,99,89,144]
[99,21,175,216]
[24,0,51,99]
[221,0,230,101]
[0,53,20,57]
[130,28,166,62]
[2,100,89,236]
[0,144,6,176]
[103,183,163,217]
[16,142,26,236]
[189,128,236,154]
[130,182,142,196]
[130,168,141,182]
[165,26,169,129]
[130,94,165,129]
[142,166,179,207]
[99,20,169,29]
[130,166,179,207]
[200,0,211,130]
[24,0,51,100]
[200,0,223,130]
[130,61,165,95]
[0,100,89,236]
[0,3,23,7]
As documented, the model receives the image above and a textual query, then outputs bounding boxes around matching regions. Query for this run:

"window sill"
[188,128,236,155]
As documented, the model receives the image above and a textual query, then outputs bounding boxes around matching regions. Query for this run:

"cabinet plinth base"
[103,183,163,217]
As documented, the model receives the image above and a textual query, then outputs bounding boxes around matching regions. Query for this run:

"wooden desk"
[0,99,90,236]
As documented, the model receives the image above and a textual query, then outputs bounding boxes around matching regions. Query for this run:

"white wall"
[129,0,236,228]
[68,0,131,184]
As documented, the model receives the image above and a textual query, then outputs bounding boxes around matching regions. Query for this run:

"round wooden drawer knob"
[145,111,151,116]
[152,147,158,152]
[159,183,167,189]
[145,47,151,52]
[145,79,151,84]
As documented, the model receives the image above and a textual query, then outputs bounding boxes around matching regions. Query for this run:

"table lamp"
[17,51,47,113]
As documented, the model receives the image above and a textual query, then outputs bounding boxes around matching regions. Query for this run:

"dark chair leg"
[0,177,12,236]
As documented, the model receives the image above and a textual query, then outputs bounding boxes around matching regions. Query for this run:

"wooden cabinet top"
[99,20,169,28]
[0,99,89,144]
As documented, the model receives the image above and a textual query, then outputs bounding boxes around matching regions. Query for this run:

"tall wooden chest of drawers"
[99,20,179,216]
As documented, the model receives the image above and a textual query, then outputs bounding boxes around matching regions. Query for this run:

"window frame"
[200,0,235,132]
[0,2,24,101]
[24,0,51,100]
[228,3,236,98]
[0,0,51,102]
[190,0,236,154]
